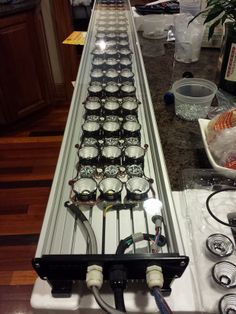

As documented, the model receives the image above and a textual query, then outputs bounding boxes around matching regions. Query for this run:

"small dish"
[198,118,236,179]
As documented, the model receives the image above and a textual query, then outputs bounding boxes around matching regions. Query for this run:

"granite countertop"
[141,41,220,190]
[0,0,40,18]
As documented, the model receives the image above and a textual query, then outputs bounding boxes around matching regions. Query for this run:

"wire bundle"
[66,202,173,313]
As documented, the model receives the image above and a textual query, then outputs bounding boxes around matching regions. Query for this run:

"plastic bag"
[206,108,236,168]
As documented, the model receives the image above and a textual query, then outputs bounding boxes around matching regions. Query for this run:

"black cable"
[116,234,157,254]
[109,265,127,313]
[206,188,236,227]
[113,288,126,312]
[65,201,87,222]
[116,236,132,255]
[113,234,158,311]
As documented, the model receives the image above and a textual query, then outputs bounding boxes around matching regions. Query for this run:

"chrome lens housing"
[219,294,236,314]
[78,146,99,165]
[212,261,236,289]
[82,121,100,138]
[122,121,141,137]
[126,177,150,200]
[73,178,97,201]
[206,234,234,258]
[103,121,120,137]
[124,145,145,164]
[99,178,123,201]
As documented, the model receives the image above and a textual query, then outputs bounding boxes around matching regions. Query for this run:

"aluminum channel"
[35,0,183,259]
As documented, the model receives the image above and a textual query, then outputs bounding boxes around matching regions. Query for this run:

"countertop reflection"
[141,41,220,190]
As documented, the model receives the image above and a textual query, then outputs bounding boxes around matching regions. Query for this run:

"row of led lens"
[71,2,155,202]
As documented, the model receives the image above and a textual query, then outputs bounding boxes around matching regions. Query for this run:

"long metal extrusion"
[32,0,189,297]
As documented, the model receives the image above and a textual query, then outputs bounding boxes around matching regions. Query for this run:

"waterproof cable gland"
[86,265,103,290]
[146,265,164,289]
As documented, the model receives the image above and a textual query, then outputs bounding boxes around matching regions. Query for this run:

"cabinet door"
[0,8,53,123]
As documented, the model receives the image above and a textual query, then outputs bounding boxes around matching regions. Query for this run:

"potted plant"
[193,0,236,95]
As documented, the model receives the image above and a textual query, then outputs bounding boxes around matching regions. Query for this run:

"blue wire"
[152,288,167,314]
[152,288,172,314]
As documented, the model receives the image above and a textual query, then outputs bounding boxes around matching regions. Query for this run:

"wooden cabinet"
[0,2,54,124]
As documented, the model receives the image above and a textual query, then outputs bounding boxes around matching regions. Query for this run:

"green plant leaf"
[208,18,222,40]
[204,5,224,24]
[221,13,228,25]
[188,8,209,26]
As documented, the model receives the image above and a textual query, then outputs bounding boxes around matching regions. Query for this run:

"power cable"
[206,188,236,227]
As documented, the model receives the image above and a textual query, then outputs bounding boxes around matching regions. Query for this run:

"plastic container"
[179,0,201,17]
[141,15,166,57]
[172,78,217,121]
[143,15,166,39]
[174,13,205,63]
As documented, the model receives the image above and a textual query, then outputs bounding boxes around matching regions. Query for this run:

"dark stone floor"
[142,41,220,190]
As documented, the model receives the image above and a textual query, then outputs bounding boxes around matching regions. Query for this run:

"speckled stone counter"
[0,0,40,17]
[141,41,220,190]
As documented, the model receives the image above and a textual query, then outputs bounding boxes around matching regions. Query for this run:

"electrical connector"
[109,264,127,291]
[152,215,163,228]
[86,265,103,290]
[109,265,127,312]
[146,265,164,289]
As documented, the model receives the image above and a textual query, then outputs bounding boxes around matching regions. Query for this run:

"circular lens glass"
[122,99,138,111]
[125,145,145,159]
[73,178,97,195]
[92,48,104,56]
[96,32,106,39]
[92,57,104,67]
[121,83,136,94]
[126,177,150,195]
[103,121,120,132]
[88,83,103,94]
[118,40,129,47]
[79,146,99,159]
[120,58,132,67]
[99,177,123,195]
[219,294,236,314]
[105,69,119,80]
[120,48,132,56]
[212,261,236,289]
[123,121,141,133]
[120,69,134,80]
[82,121,100,133]
[104,100,120,111]
[106,48,118,57]
[105,58,118,67]
[106,33,117,39]
[105,82,119,94]
[85,101,101,111]
[102,146,121,159]
[206,234,234,257]
[106,40,117,48]
[91,69,104,79]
